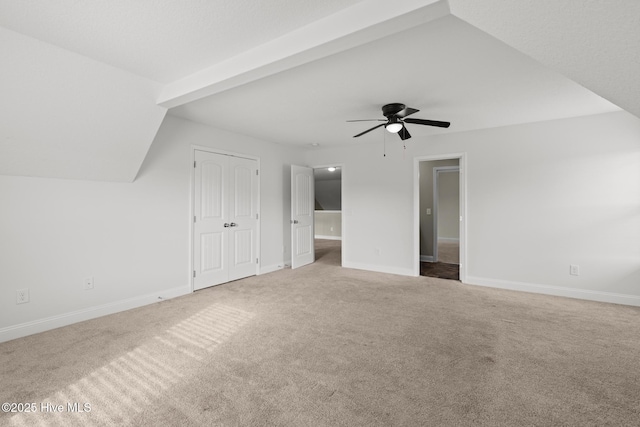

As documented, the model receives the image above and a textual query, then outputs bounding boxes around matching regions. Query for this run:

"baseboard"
[0,285,192,343]
[438,237,459,243]
[259,264,285,275]
[420,255,434,262]
[314,235,342,240]
[343,261,415,277]
[465,276,640,307]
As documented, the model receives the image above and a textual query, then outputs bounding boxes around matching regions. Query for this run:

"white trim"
[315,235,342,240]
[414,153,467,282]
[465,276,640,307]
[0,286,191,343]
[420,255,434,262]
[190,146,261,291]
[315,210,341,213]
[343,261,414,277]
[438,237,459,243]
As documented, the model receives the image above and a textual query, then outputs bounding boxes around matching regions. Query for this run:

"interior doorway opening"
[313,165,343,266]
[414,155,465,282]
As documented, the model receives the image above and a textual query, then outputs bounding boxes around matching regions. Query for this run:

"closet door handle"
[230,222,237,227]
[224,223,230,228]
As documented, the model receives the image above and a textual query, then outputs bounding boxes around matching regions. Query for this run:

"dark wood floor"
[420,262,460,281]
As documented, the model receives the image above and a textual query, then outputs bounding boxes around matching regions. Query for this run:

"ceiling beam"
[158,0,450,109]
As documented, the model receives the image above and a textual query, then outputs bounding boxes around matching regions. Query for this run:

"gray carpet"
[2,239,640,426]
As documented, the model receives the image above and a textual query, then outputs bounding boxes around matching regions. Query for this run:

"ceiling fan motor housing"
[382,103,406,118]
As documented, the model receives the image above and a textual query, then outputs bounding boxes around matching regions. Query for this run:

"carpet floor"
[1,240,639,426]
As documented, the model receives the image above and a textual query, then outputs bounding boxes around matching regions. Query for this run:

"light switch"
[426,208,431,215]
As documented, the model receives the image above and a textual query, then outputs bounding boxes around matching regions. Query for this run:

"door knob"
[224,223,230,227]
[230,222,237,227]
[293,220,299,224]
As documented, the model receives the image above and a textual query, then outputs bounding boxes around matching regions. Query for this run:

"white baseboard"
[465,276,640,307]
[315,235,342,240]
[420,255,434,262]
[259,264,285,275]
[438,237,459,243]
[0,285,191,343]
[343,261,415,277]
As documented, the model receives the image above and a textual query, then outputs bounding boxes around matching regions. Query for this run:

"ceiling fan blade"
[346,119,386,122]
[353,123,386,138]
[395,107,419,118]
[404,118,451,128]
[398,126,411,140]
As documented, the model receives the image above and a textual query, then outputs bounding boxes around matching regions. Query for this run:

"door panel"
[291,165,314,269]
[200,232,224,272]
[194,152,229,289]
[228,156,258,282]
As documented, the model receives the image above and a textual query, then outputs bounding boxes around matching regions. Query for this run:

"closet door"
[193,151,258,290]
[194,151,228,290]
[227,156,258,282]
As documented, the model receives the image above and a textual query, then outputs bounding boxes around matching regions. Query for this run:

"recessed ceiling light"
[310,143,320,146]
[328,167,336,172]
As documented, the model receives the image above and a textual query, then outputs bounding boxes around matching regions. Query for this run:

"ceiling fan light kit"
[348,103,451,141]
[385,117,403,133]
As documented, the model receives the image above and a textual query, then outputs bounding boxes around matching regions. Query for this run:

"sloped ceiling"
[449,0,640,120]
[0,0,638,182]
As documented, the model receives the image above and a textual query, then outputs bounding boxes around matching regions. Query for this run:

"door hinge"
[256,170,259,176]
[256,258,259,264]
[194,215,196,223]
[256,213,259,219]
[193,270,196,278]
[194,160,196,168]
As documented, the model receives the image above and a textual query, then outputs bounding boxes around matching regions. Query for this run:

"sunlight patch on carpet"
[8,304,254,426]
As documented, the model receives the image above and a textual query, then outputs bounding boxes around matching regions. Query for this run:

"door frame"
[311,163,345,267]
[413,153,466,282]
[189,145,261,292]
[432,166,460,263]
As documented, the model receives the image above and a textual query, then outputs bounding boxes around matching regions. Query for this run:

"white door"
[291,165,314,269]
[194,150,258,290]
[227,156,258,282]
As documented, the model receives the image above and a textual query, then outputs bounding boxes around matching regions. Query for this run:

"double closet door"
[193,150,258,290]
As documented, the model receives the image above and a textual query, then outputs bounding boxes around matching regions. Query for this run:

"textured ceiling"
[0,0,638,182]
[0,0,364,83]
[169,15,619,147]
[449,0,640,119]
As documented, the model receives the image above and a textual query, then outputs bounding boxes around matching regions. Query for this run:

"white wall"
[305,111,640,305]
[0,26,166,183]
[0,115,304,342]
[437,170,459,240]
[315,211,342,239]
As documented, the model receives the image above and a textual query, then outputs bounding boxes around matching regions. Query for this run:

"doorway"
[414,155,465,281]
[313,165,343,266]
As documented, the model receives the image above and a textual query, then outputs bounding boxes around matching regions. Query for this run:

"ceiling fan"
[348,103,450,140]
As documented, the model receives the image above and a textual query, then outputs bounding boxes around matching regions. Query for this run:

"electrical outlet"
[570,265,580,276]
[84,277,94,290]
[16,288,29,304]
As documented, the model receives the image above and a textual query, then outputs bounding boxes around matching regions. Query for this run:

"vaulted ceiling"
[1,0,638,182]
